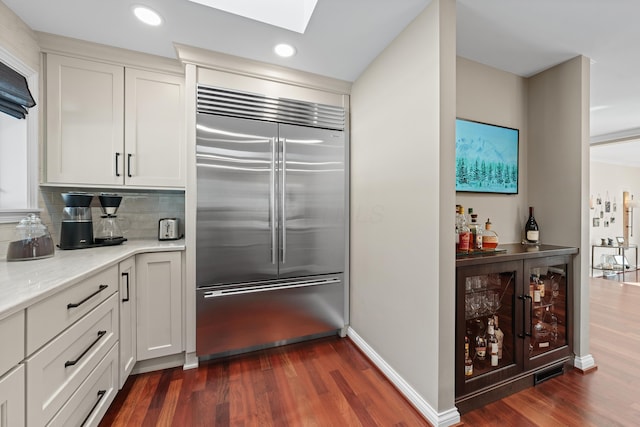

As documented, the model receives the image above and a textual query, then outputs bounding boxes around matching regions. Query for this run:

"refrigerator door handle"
[202,277,341,298]
[281,137,287,264]
[270,137,277,265]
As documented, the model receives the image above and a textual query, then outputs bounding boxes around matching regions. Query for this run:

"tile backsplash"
[0,187,185,260]
[41,187,185,245]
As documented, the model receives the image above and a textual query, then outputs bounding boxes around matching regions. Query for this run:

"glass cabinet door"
[524,256,572,369]
[456,261,523,396]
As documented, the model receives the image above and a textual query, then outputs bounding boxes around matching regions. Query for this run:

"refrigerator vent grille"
[197,85,345,131]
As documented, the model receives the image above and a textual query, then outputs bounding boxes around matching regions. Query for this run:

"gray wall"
[527,56,592,364]
[456,57,529,243]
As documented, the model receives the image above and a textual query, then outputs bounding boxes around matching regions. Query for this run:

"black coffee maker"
[59,192,95,249]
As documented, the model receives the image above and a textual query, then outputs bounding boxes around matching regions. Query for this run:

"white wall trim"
[573,353,597,372]
[347,327,461,427]
[0,44,39,219]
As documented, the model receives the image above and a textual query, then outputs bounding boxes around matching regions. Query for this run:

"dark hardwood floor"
[100,335,430,426]
[100,271,640,426]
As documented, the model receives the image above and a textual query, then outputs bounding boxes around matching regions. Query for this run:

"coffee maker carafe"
[94,193,127,245]
[59,192,95,249]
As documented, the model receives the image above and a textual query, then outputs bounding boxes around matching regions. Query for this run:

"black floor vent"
[534,364,565,385]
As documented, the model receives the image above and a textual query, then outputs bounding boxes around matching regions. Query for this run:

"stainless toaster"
[158,218,180,240]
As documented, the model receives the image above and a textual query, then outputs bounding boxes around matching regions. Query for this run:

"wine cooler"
[455,244,577,413]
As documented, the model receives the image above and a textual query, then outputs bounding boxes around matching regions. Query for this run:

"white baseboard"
[347,327,461,427]
[132,352,186,375]
[573,353,597,372]
[183,351,199,370]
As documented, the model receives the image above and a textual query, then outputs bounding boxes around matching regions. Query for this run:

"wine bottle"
[494,315,504,359]
[525,206,539,243]
[475,321,487,361]
[487,317,498,367]
[464,332,473,376]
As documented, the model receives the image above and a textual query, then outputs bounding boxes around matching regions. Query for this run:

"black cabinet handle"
[122,272,130,302]
[80,389,107,427]
[64,330,107,368]
[115,152,121,177]
[517,294,534,338]
[127,153,132,178]
[67,284,109,309]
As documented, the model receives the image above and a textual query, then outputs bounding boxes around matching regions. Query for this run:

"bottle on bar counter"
[524,206,540,244]
[468,208,483,252]
[456,205,471,254]
[482,218,499,249]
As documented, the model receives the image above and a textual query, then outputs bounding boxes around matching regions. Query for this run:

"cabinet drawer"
[47,343,119,427]
[26,293,118,427]
[27,265,118,354]
[0,310,24,375]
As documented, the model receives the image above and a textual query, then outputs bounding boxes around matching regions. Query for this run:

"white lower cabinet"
[26,293,118,426]
[118,257,136,388]
[0,364,25,427]
[136,252,183,360]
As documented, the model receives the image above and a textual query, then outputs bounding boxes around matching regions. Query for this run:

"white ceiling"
[4,0,640,156]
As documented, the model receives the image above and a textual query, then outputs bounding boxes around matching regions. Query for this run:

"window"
[0,46,38,223]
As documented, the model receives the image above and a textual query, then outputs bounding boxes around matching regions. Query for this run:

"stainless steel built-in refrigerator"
[195,86,347,357]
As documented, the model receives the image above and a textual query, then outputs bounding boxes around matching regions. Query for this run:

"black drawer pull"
[67,284,109,309]
[65,330,107,368]
[127,153,133,177]
[115,152,121,177]
[80,389,107,427]
[122,272,130,302]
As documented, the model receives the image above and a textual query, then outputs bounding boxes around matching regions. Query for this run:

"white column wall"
[350,0,459,423]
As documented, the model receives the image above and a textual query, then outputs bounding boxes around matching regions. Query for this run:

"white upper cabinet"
[124,68,185,187]
[45,54,124,186]
[45,54,185,188]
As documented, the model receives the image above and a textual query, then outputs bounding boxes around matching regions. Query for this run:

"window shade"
[0,61,35,119]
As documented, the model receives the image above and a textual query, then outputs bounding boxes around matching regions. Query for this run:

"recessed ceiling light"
[274,43,296,58]
[133,5,163,26]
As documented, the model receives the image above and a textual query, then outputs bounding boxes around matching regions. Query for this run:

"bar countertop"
[456,243,579,267]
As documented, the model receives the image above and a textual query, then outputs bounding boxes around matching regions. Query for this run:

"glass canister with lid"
[6,213,55,261]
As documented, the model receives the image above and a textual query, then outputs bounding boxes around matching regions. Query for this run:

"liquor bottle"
[464,332,473,376]
[487,317,499,367]
[493,314,504,359]
[475,320,487,361]
[456,206,471,254]
[455,205,461,248]
[468,208,483,251]
[482,218,499,249]
[524,206,539,243]
[532,276,541,303]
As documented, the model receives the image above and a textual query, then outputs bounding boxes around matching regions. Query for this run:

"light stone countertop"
[0,239,186,320]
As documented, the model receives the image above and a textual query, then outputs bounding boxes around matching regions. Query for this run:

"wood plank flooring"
[99,336,430,427]
[100,272,640,426]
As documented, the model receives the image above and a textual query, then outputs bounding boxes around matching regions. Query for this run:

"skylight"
[188,0,318,33]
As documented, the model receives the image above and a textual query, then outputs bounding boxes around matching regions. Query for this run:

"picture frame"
[455,118,519,194]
